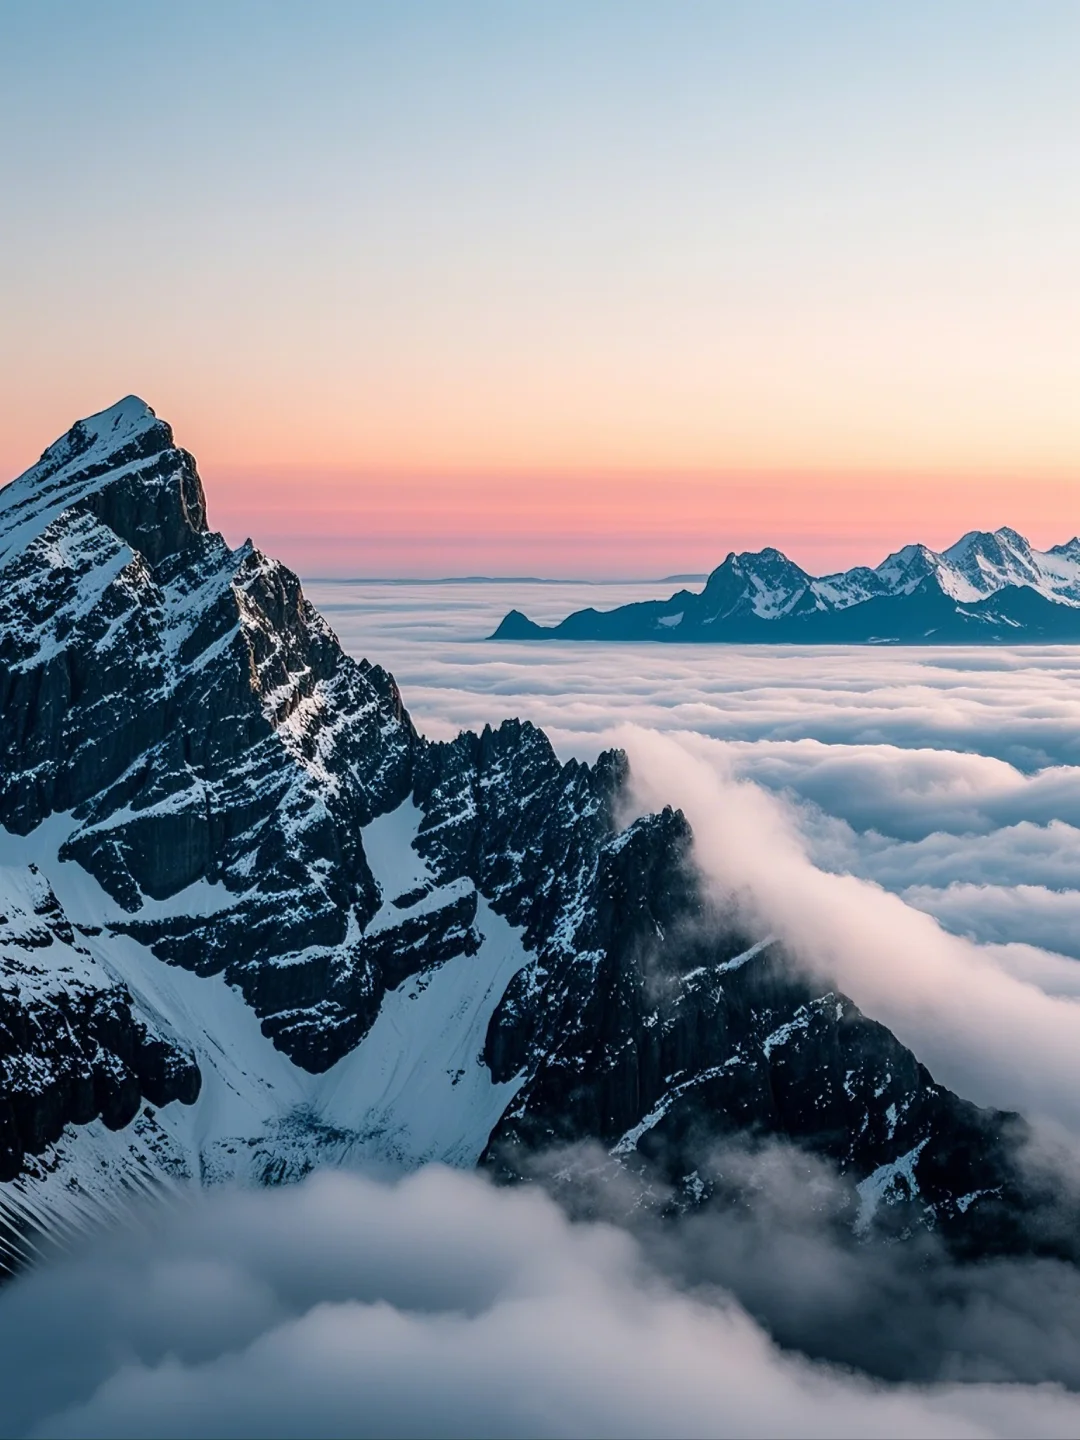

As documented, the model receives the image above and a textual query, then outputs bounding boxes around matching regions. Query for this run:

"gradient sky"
[2,1,1079,576]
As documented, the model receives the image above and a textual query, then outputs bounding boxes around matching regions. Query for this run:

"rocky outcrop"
[0,399,420,1072]
[475,806,1056,1257]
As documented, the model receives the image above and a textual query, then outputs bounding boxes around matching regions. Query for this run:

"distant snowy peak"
[873,543,947,598]
[701,548,816,620]
[683,527,1080,614]
[495,525,1080,643]
[809,564,888,610]
[939,527,1042,601]
[827,527,1079,609]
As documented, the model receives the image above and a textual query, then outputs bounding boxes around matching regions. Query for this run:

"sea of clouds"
[8,1165,1080,1440]
[6,579,1080,1438]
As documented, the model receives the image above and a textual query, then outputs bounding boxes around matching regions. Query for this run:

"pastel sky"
[2,1,1079,576]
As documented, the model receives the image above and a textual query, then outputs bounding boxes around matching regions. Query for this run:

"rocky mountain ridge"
[0,400,1071,1270]
[494,527,1080,643]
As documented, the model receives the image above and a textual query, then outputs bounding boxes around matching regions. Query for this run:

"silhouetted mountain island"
[494,531,1080,642]
[0,399,1075,1272]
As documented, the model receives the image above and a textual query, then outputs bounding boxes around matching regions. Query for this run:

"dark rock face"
[0,397,1072,1262]
[0,398,421,1072]
[0,867,199,1182]
[474,808,1056,1256]
[412,718,628,951]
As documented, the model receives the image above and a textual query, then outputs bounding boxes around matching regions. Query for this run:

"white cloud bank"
[309,580,1080,771]
[3,1167,1080,1440]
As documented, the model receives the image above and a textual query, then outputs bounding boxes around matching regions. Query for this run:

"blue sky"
[3,2,1079,574]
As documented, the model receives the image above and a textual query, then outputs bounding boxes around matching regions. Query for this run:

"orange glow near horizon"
[4,388,1079,577]
[196,463,1080,578]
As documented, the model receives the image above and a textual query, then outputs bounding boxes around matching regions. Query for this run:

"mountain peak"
[941,527,1040,599]
[30,395,169,479]
[709,546,810,580]
[0,396,204,569]
[945,527,1032,560]
[699,546,814,621]
[74,393,158,438]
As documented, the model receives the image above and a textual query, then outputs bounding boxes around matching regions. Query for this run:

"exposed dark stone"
[468,807,1077,1260]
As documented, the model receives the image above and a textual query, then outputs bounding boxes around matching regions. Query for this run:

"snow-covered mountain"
[495,527,1080,643]
[0,400,1073,1270]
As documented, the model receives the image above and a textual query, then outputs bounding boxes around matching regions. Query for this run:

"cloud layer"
[4,1167,1080,1440]
[311,581,1080,772]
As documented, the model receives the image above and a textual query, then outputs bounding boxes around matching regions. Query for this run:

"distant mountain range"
[494,528,1080,643]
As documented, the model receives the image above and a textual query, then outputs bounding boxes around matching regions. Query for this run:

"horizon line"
[300,574,712,586]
